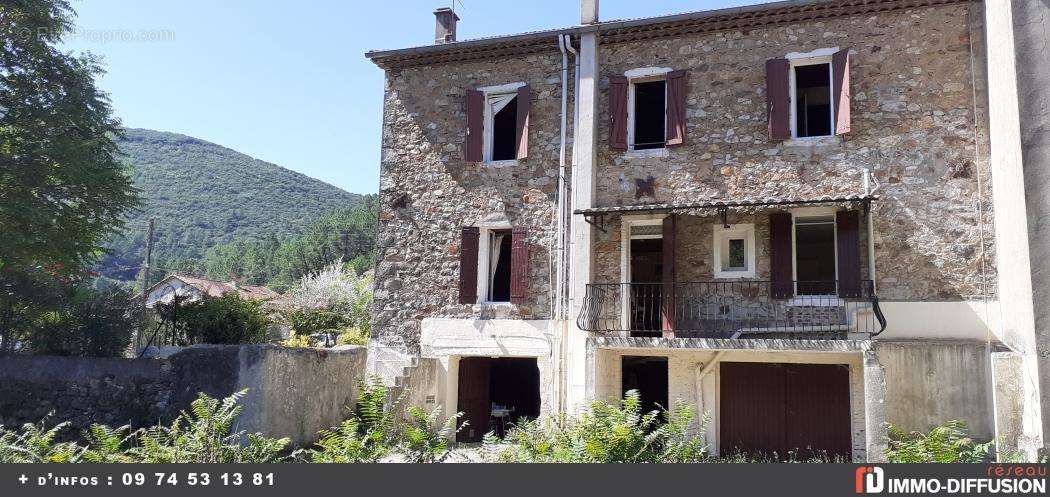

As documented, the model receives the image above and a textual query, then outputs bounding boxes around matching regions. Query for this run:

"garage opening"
[456,357,540,442]
[719,362,852,461]
[621,356,669,416]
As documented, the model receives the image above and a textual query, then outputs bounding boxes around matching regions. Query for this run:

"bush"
[886,420,992,463]
[287,265,372,336]
[485,390,709,463]
[180,293,270,345]
[28,287,139,357]
[298,378,398,463]
[400,406,463,463]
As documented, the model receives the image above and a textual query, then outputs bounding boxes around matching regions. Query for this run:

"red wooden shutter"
[766,58,791,141]
[661,215,677,337]
[515,85,531,160]
[609,75,629,150]
[465,90,484,162]
[665,70,688,146]
[836,210,861,298]
[769,212,794,299]
[832,49,851,135]
[459,226,480,304]
[510,226,529,305]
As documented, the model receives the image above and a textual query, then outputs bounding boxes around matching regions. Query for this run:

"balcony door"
[793,212,837,295]
[622,218,665,336]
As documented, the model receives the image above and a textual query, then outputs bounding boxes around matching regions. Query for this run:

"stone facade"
[593,2,993,301]
[370,1,995,350]
[373,52,574,352]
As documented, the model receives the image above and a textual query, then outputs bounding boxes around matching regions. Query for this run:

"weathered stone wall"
[593,2,993,301]
[0,345,366,446]
[372,50,572,352]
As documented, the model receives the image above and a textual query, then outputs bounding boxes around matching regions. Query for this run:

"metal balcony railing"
[577,280,886,338]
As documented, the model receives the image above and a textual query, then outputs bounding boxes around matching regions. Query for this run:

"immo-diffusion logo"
[856,466,885,493]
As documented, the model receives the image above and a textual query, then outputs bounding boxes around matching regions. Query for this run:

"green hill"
[99,128,366,282]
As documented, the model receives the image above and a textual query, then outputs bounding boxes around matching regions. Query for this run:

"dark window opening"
[795,218,836,295]
[491,97,517,161]
[629,238,663,335]
[633,80,666,150]
[794,64,832,138]
[488,230,512,302]
[456,357,540,442]
[622,356,669,417]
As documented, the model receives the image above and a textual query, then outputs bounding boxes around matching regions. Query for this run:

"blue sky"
[63,0,753,194]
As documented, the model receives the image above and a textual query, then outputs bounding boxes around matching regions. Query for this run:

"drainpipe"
[694,333,737,439]
[864,169,879,293]
[554,34,569,322]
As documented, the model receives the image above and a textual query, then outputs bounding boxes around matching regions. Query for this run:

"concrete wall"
[0,345,367,447]
[877,340,994,440]
[1011,0,1050,456]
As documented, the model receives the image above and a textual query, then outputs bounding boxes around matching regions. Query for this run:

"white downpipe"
[864,169,879,291]
[554,35,569,321]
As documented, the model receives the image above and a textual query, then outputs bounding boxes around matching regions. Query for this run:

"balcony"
[577,280,886,339]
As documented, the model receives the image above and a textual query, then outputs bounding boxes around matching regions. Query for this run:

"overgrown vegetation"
[27,287,140,357]
[178,293,270,345]
[282,264,372,346]
[885,420,993,463]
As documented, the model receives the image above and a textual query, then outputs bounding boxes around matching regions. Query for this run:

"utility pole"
[138,219,155,350]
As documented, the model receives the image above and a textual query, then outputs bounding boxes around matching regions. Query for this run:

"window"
[630,79,666,150]
[793,62,832,137]
[792,210,837,295]
[485,92,518,162]
[713,224,756,279]
[484,229,512,302]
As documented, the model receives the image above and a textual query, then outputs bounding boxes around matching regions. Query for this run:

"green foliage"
[486,390,709,463]
[179,293,270,345]
[336,328,369,346]
[0,415,82,463]
[0,267,66,352]
[400,406,463,463]
[886,420,993,463]
[288,309,347,337]
[299,378,398,463]
[80,424,135,463]
[27,287,139,357]
[96,128,369,286]
[0,0,139,276]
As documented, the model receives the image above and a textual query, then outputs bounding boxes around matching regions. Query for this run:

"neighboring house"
[144,274,280,308]
[365,0,1048,460]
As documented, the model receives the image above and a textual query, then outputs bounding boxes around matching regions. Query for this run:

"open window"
[713,224,756,279]
[458,225,529,305]
[465,84,531,163]
[793,212,837,295]
[610,69,687,151]
[792,62,833,138]
[630,79,666,150]
[484,229,512,302]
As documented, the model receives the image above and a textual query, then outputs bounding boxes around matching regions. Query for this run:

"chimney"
[434,7,459,44]
[581,0,599,25]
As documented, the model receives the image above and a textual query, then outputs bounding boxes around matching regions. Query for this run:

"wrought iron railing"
[577,280,886,338]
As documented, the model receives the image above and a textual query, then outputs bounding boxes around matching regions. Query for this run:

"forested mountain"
[97,129,367,284]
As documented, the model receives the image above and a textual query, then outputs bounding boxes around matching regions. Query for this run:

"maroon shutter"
[609,75,629,150]
[661,215,677,338]
[832,49,851,135]
[515,85,531,160]
[459,226,480,304]
[769,212,793,299]
[836,210,861,298]
[665,70,688,146]
[510,226,529,305]
[465,90,484,162]
[766,58,791,141]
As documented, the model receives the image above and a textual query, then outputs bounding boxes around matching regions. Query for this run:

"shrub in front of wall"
[180,293,270,345]
[28,287,139,357]
[885,420,993,463]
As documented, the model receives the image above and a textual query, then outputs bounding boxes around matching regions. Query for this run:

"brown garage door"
[720,362,852,460]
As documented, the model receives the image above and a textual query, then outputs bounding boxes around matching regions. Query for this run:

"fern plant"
[80,424,135,463]
[886,420,992,463]
[0,415,82,463]
[299,378,398,463]
[399,406,463,463]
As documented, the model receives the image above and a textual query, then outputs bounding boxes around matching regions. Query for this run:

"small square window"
[713,224,756,279]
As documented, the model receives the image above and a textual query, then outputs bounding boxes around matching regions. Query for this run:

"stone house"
[365,0,1042,460]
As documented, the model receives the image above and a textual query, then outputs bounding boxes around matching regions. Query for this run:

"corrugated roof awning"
[575,194,877,230]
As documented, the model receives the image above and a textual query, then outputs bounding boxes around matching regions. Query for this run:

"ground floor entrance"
[456,357,541,442]
[719,362,852,460]
[621,356,668,414]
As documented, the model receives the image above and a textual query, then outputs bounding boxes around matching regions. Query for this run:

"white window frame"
[789,206,840,302]
[475,222,514,304]
[478,82,526,166]
[786,47,838,140]
[624,67,672,156]
[620,214,666,333]
[713,224,756,279]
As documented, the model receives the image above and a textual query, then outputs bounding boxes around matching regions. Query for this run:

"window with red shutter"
[665,70,688,146]
[465,91,484,162]
[836,211,861,298]
[609,76,628,150]
[459,227,480,304]
[766,58,791,141]
[510,226,528,305]
[515,85,531,160]
[832,49,851,135]
[769,212,794,298]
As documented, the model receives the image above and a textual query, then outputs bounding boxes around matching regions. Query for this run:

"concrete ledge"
[590,336,873,352]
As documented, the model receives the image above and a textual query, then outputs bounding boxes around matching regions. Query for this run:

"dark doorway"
[794,216,836,295]
[719,362,852,461]
[630,238,663,335]
[621,356,669,416]
[633,80,666,150]
[456,357,540,442]
[491,97,518,161]
[794,63,832,137]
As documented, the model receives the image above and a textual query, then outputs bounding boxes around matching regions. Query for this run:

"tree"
[0,0,139,275]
